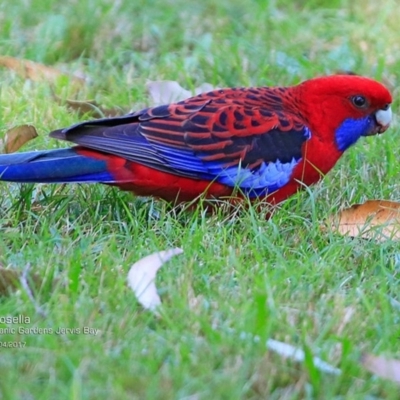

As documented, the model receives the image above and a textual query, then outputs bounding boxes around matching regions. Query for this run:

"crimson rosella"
[0,75,392,206]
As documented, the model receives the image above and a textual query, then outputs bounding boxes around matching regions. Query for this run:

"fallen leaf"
[0,56,85,86]
[2,125,38,153]
[147,80,218,105]
[127,248,183,311]
[361,353,400,384]
[52,95,124,118]
[328,200,400,241]
[266,339,341,375]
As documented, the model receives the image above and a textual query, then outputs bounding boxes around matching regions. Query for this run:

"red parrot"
[0,75,392,207]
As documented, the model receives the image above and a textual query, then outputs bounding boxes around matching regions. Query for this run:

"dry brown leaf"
[53,95,123,118]
[0,56,85,86]
[147,80,218,105]
[328,200,400,241]
[127,248,183,311]
[2,125,38,153]
[361,353,400,384]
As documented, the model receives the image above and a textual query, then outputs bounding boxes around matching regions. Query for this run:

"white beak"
[376,106,392,131]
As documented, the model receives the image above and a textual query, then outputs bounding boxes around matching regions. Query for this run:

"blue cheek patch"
[335,116,374,152]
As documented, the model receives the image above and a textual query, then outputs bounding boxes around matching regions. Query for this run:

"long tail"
[0,148,117,184]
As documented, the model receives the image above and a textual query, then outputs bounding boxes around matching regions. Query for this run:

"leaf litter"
[0,125,38,154]
[127,248,183,311]
[52,94,125,118]
[361,353,400,385]
[327,200,400,241]
[0,55,85,87]
[147,80,218,105]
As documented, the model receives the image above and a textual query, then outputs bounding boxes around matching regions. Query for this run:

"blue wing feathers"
[147,140,300,195]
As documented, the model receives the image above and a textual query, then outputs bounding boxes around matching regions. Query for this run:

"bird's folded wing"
[50,94,310,194]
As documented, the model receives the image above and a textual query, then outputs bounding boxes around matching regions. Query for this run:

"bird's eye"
[382,103,390,111]
[351,95,368,108]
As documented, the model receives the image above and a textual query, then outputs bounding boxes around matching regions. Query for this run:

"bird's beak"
[368,106,392,135]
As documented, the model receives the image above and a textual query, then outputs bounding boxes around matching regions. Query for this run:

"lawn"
[0,0,400,398]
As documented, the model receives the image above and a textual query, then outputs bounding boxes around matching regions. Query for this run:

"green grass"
[0,0,400,398]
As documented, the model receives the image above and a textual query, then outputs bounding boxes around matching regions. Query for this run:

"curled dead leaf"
[52,94,124,118]
[327,200,400,241]
[361,353,400,385]
[2,125,38,154]
[0,56,85,86]
[147,80,218,105]
[127,248,183,311]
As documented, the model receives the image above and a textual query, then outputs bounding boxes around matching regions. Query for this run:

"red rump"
[76,147,231,202]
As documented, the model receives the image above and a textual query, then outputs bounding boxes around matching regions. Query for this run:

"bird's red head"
[294,75,392,151]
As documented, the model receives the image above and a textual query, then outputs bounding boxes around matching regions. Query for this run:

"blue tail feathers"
[0,148,115,183]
